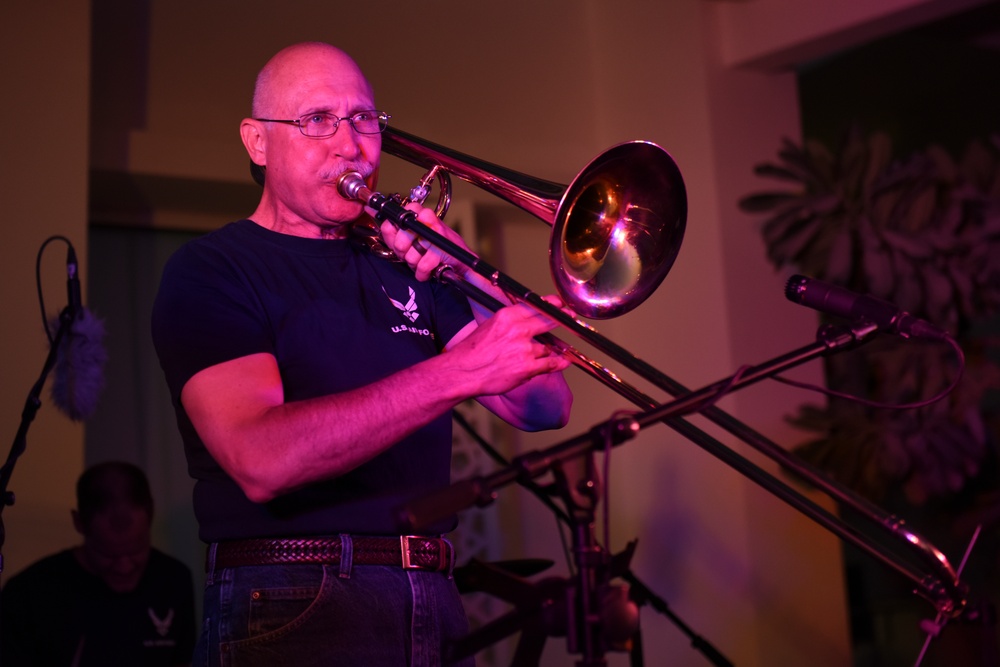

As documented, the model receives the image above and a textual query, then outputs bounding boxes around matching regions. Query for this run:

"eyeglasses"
[254,110,390,138]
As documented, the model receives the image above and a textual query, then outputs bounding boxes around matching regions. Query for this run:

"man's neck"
[248,196,352,240]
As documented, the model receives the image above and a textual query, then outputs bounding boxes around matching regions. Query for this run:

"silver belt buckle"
[400,535,425,570]
[401,535,453,572]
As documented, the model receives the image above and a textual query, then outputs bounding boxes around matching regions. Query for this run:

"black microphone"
[785,274,949,341]
[50,243,107,421]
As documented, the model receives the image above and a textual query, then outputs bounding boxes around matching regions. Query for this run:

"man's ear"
[240,118,267,167]
[71,509,85,536]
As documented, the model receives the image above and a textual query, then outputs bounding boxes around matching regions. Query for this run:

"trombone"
[338,125,968,619]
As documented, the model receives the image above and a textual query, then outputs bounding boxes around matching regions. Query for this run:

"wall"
[714,0,992,68]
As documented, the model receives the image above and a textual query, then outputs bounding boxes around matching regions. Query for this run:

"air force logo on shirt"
[384,285,432,337]
[148,607,174,637]
[386,286,420,323]
[143,606,177,648]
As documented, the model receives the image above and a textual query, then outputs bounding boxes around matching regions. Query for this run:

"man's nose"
[331,123,363,159]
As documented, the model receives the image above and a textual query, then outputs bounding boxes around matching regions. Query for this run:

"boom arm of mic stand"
[398,321,966,616]
[398,323,863,528]
[401,327,867,665]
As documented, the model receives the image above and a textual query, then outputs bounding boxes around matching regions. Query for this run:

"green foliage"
[740,129,1000,504]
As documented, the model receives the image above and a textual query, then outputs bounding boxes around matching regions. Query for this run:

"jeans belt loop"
[205,542,218,585]
[442,536,456,579]
[338,534,353,579]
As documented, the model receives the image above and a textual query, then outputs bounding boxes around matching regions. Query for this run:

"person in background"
[151,41,573,666]
[0,461,196,667]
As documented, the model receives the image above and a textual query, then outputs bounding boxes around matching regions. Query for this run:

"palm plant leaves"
[741,130,1000,503]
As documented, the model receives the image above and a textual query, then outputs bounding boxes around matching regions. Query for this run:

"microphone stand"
[451,412,732,666]
[451,410,733,667]
[401,324,877,666]
[0,304,75,573]
[553,451,627,667]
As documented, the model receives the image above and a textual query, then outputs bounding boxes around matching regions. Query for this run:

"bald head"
[252,42,373,118]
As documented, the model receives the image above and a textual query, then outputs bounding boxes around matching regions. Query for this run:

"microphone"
[50,243,107,421]
[785,274,949,341]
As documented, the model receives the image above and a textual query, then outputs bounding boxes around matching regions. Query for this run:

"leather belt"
[209,535,454,573]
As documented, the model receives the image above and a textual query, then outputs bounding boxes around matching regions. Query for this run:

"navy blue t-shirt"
[151,220,474,541]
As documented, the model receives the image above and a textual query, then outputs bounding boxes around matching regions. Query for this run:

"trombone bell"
[382,127,687,319]
[556,142,686,318]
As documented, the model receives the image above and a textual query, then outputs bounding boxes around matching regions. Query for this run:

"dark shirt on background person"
[0,461,196,667]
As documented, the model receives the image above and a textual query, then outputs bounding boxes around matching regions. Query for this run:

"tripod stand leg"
[629,620,644,667]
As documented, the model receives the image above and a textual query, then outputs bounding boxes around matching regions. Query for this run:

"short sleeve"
[151,240,274,401]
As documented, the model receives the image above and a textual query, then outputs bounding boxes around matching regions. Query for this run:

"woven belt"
[209,536,454,573]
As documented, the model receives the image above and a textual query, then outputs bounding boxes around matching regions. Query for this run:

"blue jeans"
[197,542,475,666]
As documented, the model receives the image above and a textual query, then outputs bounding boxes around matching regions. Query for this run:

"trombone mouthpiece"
[337,171,367,200]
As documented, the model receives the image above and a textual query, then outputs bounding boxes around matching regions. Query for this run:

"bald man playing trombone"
[152,41,572,666]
